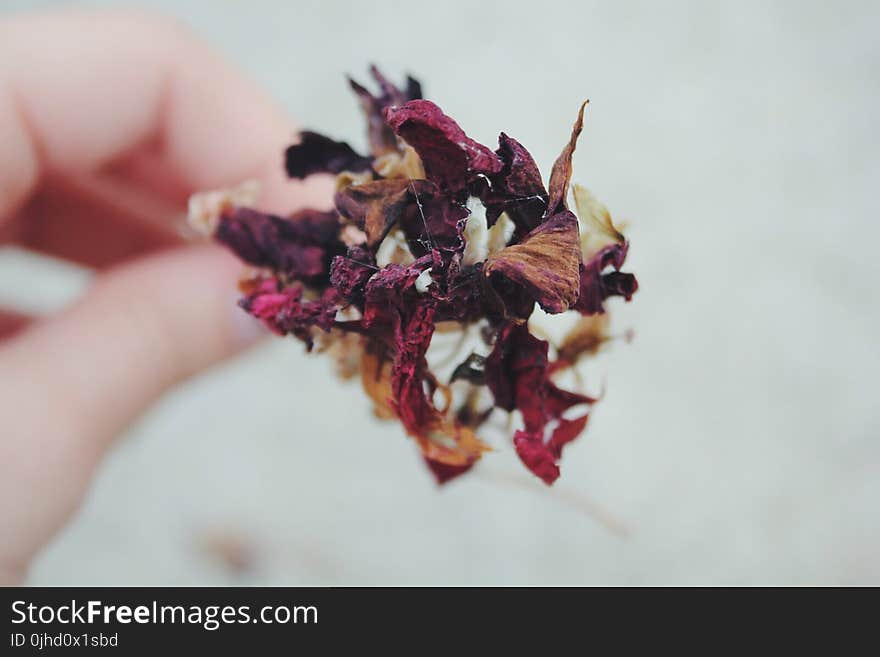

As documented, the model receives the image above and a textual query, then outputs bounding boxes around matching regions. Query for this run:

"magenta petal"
[513,431,560,485]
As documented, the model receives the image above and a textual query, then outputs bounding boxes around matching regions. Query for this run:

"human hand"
[0,9,330,584]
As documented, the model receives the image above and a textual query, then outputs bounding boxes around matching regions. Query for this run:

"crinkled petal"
[216,207,344,286]
[349,66,423,157]
[335,179,428,247]
[329,246,376,307]
[240,280,340,350]
[483,211,581,314]
[548,414,589,461]
[485,323,593,484]
[384,100,503,194]
[479,132,548,235]
[572,243,638,315]
[572,183,624,260]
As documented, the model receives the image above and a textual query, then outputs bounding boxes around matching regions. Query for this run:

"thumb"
[0,244,262,577]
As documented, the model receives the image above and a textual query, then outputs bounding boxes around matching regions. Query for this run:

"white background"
[2,0,878,584]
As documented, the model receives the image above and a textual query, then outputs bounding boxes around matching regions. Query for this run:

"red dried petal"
[384,100,503,194]
[209,70,636,486]
[424,457,474,484]
[485,323,593,483]
[329,246,376,307]
[547,414,589,460]
[479,132,548,235]
[513,431,560,485]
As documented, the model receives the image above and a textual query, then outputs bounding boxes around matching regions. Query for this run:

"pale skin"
[0,9,331,584]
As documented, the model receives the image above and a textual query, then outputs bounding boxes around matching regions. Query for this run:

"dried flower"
[189,68,638,485]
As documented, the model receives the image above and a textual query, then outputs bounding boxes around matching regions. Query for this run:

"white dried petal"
[486,212,515,255]
[187,180,260,236]
[341,224,368,247]
[375,229,415,266]
[572,183,625,260]
[415,267,434,293]
[462,197,488,265]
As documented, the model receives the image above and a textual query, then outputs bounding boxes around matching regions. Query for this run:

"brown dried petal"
[361,347,397,420]
[557,314,611,365]
[483,211,582,314]
[546,101,587,216]
[335,179,433,247]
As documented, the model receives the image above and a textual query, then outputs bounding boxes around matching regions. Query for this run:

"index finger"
[0,7,330,221]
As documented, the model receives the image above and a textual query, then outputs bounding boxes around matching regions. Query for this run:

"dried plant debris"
[189,67,638,485]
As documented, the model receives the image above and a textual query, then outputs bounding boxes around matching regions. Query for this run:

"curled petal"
[547,101,587,216]
[349,66,423,156]
[572,243,639,315]
[384,100,503,194]
[479,132,548,236]
[484,211,581,314]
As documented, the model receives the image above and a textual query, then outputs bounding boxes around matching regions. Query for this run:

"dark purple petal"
[285,131,372,179]
[216,207,344,286]
[485,323,593,484]
[349,66,423,157]
[572,243,639,315]
[478,132,548,236]
[329,246,376,307]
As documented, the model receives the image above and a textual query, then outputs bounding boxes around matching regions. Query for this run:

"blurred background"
[1,0,877,584]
